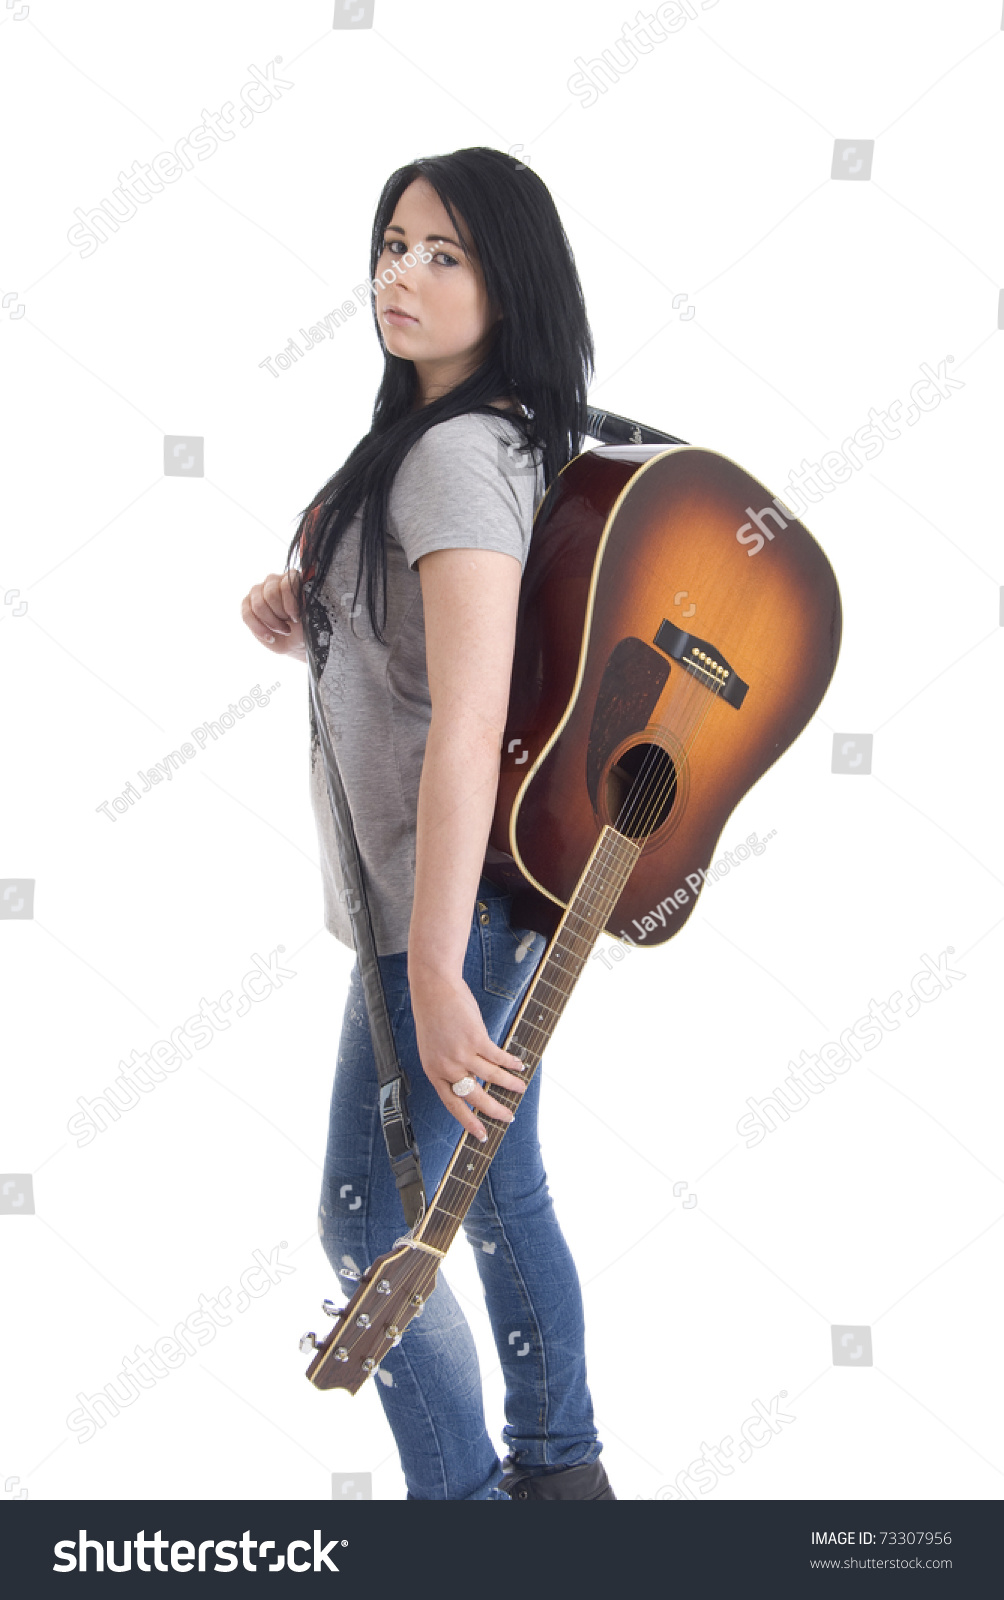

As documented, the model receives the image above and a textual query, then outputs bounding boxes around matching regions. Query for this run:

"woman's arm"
[408,546,530,1141]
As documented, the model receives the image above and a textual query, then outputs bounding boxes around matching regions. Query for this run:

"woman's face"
[373,176,500,404]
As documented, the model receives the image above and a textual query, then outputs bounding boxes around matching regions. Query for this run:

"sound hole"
[605,742,678,839]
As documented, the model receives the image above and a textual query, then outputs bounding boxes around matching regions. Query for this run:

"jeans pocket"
[478,892,545,1002]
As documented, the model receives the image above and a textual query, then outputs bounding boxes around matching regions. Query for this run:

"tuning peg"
[322,1299,345,1318]
[300,1331,320,1353]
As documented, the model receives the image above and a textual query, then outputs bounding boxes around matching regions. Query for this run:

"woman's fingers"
[438,1075,492,1142]
[241,574,307,653]
[480,1045,530,1096]
[437,1061,527,1142]
[263,570,301,629]
[241,586,289,641]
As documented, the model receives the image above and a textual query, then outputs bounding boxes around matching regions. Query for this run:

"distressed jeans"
[317,875,602,1500]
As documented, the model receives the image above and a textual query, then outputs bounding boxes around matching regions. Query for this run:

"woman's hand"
[409,968,528,1142]
[241,570,306,659]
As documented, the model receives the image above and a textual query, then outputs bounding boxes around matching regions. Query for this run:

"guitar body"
[485,444,842,945]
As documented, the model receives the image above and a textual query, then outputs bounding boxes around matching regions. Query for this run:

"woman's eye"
[381,240,457,267]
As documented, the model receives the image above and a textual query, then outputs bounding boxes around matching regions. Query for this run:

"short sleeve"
[387,413,539,573]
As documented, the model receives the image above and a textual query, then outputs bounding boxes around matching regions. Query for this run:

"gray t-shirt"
[306,409,546,956]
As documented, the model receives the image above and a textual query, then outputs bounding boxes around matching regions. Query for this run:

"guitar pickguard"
[584,636,670,813]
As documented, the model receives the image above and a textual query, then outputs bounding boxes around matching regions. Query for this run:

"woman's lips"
[383,307,418,325]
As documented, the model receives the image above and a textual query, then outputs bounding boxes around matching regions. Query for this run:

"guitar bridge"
[653,620,749,709]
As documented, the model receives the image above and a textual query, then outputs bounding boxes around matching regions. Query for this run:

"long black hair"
[285,145,594,644]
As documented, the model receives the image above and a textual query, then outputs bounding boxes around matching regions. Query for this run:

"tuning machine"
[299,1331,320,1353]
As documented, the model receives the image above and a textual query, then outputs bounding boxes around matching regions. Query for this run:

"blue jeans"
[317,875,602,1500]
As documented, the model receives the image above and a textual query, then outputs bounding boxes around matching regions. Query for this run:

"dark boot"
[498,1454,616,1500]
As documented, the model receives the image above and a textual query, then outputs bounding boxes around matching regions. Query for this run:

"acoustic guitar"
[301,417,841,1392]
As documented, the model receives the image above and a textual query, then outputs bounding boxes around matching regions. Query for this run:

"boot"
[498,1454,616,1500]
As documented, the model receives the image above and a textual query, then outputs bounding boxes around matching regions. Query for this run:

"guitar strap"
[584,406,687,448]
[304,622,428,1231]
[300,406,684,1235]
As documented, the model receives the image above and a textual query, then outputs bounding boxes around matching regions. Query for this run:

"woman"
[241,147,615,1502]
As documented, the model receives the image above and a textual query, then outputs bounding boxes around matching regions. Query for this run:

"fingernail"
[477,1130,488,1142]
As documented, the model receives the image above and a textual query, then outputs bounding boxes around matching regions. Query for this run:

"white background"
[1,0,1001,1504]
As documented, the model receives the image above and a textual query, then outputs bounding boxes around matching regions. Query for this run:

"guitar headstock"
[300,1239,439,1394]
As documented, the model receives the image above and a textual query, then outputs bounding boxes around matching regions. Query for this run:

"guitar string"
[613,532,763,855]
[619,666,727,843]
[607,449,766,851]
[616,514,751,842]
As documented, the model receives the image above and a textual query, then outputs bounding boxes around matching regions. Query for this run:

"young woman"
[241,146,615,1502]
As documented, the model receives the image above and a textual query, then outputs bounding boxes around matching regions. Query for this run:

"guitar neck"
[413,826,642,1257]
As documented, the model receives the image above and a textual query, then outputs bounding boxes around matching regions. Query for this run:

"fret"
[564,908,605,933]
[513,1014,547,1033]
[449,1166,490,1191]
[437,1178,480,1215]
[454,1152,489,1177]
[520,979,563,1005]
[523,979,574,1013]
[537,957,583,985]
[422,1225,458,1254]
[523,996,565,1020]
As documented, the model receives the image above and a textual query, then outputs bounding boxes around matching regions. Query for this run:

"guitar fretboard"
[414,826,642,1257]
